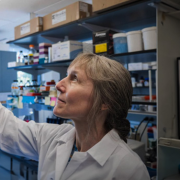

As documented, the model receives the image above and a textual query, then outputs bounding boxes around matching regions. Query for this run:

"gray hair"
[69,53,132,143]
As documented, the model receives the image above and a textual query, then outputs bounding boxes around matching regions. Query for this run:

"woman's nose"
[56,78,66,93]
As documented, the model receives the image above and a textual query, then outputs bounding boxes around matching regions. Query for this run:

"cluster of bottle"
[11,79,38,96]
[17,44,37,65]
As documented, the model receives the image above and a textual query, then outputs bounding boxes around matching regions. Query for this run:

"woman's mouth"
[58,98,65,103]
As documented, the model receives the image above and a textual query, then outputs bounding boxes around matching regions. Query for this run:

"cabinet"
[6,0,180,179]
[0,51,17,92]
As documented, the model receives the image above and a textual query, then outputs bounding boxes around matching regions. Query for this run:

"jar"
[11,80,19,96]
[24,55,29,65]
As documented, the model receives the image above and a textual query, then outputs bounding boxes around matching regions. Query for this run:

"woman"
[0,53,150,180]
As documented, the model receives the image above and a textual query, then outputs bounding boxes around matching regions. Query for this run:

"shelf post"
[148,69,152,101]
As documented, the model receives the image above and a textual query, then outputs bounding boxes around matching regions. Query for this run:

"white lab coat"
[0,103,150,180]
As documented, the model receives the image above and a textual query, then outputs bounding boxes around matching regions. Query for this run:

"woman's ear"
[101,104,108,111]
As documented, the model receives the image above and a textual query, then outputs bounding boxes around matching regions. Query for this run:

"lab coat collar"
[87,129,120,166]
[56,126,120,168]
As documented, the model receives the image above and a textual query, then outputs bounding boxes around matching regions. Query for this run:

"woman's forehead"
[68,63,86,72]
[68,64,86,74]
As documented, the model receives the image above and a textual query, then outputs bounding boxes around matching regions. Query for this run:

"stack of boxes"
[39,43,52,64]
[14,1,92,40]
[33,53,39,64]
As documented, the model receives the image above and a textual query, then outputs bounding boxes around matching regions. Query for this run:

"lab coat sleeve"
[115,153,150,180]
[0,103,48,160]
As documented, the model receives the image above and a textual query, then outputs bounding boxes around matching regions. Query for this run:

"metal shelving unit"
[6,0,180,179]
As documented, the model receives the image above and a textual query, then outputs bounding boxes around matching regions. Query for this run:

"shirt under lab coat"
[0,103,150,180]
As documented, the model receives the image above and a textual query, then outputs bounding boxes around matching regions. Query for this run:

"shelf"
[133,86,156,89]
[7,21,92,46]
[7,60,72,70]
[128,110,157,116]
[7,50,156,71]
[7,0,155,46]
[158,138,180,150]
[110,49,156,58]
[129,69,156,72]
[132,100,156,105]
[7,50,157,71]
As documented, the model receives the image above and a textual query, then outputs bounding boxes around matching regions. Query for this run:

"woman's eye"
[71,74,78,81]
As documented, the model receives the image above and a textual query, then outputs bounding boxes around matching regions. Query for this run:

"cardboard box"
[92,0,138,12]
[14,17,43,40]
[52,41,82,61]
[93,29,118,44]
[43,1,92,31]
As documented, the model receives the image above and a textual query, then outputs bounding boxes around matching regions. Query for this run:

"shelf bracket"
[148,2,177,13]
[78,22,124,33]
[13,44,30,50]
[159,0,180,10]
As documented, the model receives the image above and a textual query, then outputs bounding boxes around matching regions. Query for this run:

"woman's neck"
[74,120,107,152]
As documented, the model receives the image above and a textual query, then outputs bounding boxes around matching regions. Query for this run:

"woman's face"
[53,65,94,121]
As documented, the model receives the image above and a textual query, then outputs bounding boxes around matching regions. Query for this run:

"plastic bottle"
[11,80,19,96]
[144,78,149,87]
[19,80,24,86]
[140,76,144,86]
[32,80,38,86]
[24,55,29,65]
[23,80,32,96]
[25,80,31,87]
[28,45,36,65]
[19,51,24,63]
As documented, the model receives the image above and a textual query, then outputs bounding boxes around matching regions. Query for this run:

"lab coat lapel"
[61,152,87,180]
[55,128,75,180]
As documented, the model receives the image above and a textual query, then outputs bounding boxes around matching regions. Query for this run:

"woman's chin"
[53,107,68,119]
[53,107,61,117]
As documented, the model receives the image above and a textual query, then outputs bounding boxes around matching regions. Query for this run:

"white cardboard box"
[8,62,24,67]
[52,41,82,61]
[128,62,142,71]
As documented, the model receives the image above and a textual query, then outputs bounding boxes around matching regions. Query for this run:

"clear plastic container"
[11,80,19,96]
[113,33,128,54]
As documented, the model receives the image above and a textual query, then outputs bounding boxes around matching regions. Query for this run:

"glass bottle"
[24,55,29,65]
[28,44,36,65]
